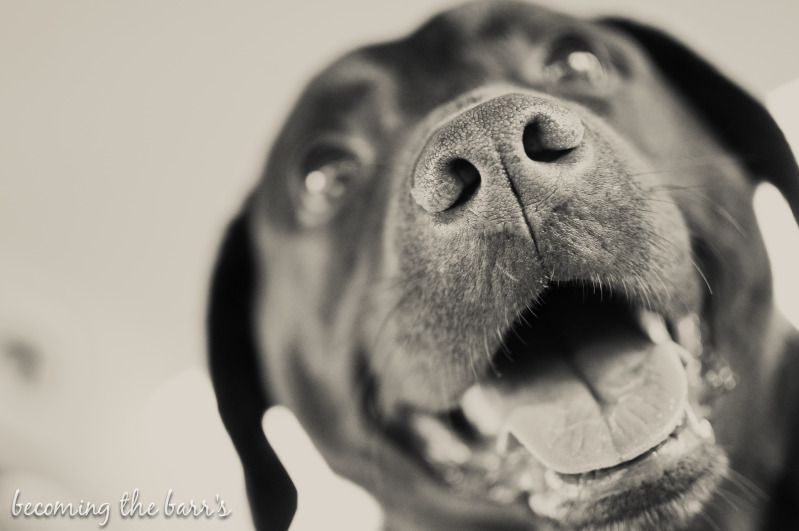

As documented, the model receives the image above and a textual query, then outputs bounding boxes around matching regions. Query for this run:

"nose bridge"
[469,93,534,149]
[410,92,585,215]
[440,93,544,157]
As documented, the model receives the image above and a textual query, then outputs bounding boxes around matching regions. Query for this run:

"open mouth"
[393,283,730,526]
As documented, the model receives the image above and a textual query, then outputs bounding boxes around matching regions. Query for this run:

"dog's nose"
[411,93,585,213]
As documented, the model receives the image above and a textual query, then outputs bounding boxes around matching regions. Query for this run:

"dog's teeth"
[677,346,694,368]
[705,363,738,393]
[489,485,518,504]
[529,490,572,518]
[696,419,715,441]
[685,404,701,427]
[411,414,472,465]
[675,314,702,357]
[460,386,503,436]
[544,469,564,490]
[474,450,502,473]
[636,309,670,344]
[685,404,716,442]
[442,467,465,486]
[516,470,536,491]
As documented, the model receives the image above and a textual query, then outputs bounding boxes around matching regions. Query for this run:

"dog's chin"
[379,281,731,529]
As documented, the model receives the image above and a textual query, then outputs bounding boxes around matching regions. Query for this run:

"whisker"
[714,485,745,512]
[697,506,724,531]
[690,255,714,296]
[645,187,748,238]
[483,328,500,377]
[725,467,768,502]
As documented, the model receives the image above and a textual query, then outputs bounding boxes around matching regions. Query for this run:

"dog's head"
[209,2,799,529]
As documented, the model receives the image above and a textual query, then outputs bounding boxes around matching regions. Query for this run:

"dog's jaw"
[362,77,733,527]
[390,291,730,528]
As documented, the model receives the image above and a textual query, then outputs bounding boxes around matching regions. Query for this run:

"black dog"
[208,1,799,529]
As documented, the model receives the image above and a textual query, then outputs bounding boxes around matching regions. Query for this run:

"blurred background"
[1,1,797,529]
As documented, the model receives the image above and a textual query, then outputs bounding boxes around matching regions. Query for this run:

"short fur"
[208,2,799,529]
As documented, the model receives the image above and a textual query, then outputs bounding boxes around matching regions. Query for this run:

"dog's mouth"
[391,283,731,527]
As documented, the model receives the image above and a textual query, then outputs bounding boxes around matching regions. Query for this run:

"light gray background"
[2,0,798,379]
[1,2,797,530]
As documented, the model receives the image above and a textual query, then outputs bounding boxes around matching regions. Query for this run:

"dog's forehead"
[406,0,578,42]
[306,1,595,113]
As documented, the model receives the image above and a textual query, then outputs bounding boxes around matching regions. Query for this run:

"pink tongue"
[479,331,688,475]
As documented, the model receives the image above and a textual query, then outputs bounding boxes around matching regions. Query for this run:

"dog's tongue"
[478,321,688,475]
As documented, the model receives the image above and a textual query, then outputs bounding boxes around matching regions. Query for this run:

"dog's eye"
[296,144,361,226]
[544,36,610,89]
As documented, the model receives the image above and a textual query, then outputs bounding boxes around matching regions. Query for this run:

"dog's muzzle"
[386,91,726,523]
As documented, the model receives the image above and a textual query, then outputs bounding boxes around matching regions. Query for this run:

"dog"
[208,1,799,529]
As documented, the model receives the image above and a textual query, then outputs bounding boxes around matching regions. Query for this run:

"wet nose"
[411,93,585,213]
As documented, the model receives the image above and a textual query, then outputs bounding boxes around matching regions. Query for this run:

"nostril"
[447,158,481,208]
[523,122,574,163]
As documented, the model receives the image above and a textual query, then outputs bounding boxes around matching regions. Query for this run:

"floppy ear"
[602,19,799,523]
[766,328,799,526]
[208,210,297,531]
[600,18,799,224]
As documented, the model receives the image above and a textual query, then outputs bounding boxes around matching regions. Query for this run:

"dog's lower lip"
[381,275,731,528]
[550,402,715,485]
[527,407,722,522]
[406,399,721,527]
[410,400,715,487]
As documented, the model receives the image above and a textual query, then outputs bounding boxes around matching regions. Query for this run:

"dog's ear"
[767,328,799,526]
[602,22,799,522]
[600,18,799,224]
[208,210,297,531]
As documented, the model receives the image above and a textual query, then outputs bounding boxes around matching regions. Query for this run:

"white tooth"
[675,318,702,376]
[544,469,564,490]
[489,485,518,504]
[460,386,503,436]
[637,309,670,344]
[677,346,694,368]
[685,405,716,442]
[710,365,738,392]
[516,471,536,491]
[675,314,702,356]
[529,493,559,517]
[474,450,501,473]
[411,414,472,465]
[529,485,578,515]
[696,419,715,442]
[685,404,701,428]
